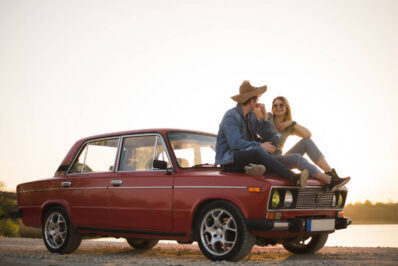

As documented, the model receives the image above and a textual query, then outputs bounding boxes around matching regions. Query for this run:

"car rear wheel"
[42,206,82,254]
[195,200,255,261]
[282,233,328,254]
[126,238,159,250]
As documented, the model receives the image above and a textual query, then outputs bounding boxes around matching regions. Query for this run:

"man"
[215,80,308,188]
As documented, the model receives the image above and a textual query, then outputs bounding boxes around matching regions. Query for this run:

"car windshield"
[167,132,217,168]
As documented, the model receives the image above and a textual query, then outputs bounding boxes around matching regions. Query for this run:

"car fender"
[189,192,249,227]
[40,199,72,223]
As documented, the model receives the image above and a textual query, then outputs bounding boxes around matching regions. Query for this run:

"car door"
[62,138,119,229]
[107,134,174,232]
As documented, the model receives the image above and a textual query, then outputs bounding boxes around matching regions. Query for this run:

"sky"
[0,0,397,203]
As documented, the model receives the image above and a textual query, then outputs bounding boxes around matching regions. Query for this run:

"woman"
[265,96,350,191]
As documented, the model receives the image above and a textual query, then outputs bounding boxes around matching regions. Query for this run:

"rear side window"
[69,138,119,174]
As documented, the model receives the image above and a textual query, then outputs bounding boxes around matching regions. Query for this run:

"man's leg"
[233,147,296,182]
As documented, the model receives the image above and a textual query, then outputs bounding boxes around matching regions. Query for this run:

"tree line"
[344,200,398,224]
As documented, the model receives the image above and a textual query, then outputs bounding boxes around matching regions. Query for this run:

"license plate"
[306,219,335,232]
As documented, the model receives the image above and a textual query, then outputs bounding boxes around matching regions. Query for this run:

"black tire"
[282,233,328,254]
[195,200,255,261]
[126,238,159,250]
[42,206,82,254]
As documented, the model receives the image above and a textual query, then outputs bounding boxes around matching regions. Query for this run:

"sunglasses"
[273,103,285,109]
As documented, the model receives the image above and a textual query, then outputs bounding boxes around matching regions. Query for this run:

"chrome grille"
[296,187,334,209]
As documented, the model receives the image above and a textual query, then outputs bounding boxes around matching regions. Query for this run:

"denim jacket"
[215,104,280,165]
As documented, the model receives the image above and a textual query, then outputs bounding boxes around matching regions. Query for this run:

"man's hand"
[255,103,268,120]
[277,120,293,132]
[261,142,276,154]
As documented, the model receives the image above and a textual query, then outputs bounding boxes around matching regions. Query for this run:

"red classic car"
[16,129,351,261]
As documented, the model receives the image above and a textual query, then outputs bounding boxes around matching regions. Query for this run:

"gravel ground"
[1,238,398,266]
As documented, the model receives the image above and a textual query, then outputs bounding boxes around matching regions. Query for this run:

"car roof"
[78,128,216,142]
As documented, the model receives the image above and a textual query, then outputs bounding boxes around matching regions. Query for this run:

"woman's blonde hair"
[272,96,292,121]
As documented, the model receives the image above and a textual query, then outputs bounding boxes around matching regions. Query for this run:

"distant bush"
[0,190,42,238]
[18,220,42,238]
[0,190,21,237]
[0,218,19,237]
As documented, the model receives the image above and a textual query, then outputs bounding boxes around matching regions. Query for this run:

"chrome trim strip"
[108,186,172,189]
[19,188,60,193]
[20,186,173,193]
[20,185,248,193]
[62,187,107,190]
[64,171,114,175]
[18,190,36,193]
[175,186,247,189]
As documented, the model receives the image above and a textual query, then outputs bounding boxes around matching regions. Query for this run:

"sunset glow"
[0,0,397,203]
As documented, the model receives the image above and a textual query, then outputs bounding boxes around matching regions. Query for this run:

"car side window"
[118,135,171,172]
[69,138,119,174]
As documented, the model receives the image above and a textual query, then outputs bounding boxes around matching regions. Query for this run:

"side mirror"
[153,160,168,170]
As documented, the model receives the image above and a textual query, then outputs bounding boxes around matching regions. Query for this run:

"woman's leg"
[273,153,316,177]
[286,138,332,172]
[313,171,332,184]
[274,153,332,184]
[314,157,332,173]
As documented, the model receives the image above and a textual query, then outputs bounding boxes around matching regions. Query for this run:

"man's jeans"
[222,146,318,180]
[222,146,296,182]
[285,138,324,163]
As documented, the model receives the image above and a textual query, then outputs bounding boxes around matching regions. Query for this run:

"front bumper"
[246,217,352,233]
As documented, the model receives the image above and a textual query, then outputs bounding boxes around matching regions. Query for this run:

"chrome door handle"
[61,181,71,187]
[111,180,123,186]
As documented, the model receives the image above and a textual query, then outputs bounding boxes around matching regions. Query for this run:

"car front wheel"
[195,200,255,261]
[126,238,159,250]
[282,233,328,254]
[42,206,82,254]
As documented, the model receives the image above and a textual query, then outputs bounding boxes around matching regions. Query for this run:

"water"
[92,224,398,248]
[326,224,398,247]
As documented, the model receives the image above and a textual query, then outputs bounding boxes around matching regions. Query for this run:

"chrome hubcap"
[44,212,67,249]
[200,208,237,256]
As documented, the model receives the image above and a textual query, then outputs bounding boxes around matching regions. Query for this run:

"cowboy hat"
[231,80,267,103]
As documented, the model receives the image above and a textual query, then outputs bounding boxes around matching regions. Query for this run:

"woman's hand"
[261,142,276,154]
[277,120,293,132]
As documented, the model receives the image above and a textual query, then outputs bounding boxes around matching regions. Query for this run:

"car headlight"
[337,193,343,208]
[284,190,293,208]
[272,190,280,208]
[332,194,337,207]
